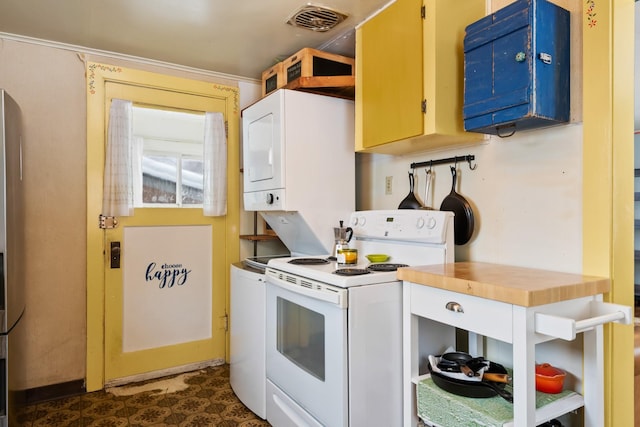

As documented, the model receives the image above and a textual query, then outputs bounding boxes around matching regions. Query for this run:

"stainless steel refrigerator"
[0,89,26,426]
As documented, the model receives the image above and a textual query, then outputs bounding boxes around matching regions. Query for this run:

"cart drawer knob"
[445,301,464,313]
[515,51,526,62]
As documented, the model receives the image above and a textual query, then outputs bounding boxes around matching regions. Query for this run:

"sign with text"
[122,225,212,352]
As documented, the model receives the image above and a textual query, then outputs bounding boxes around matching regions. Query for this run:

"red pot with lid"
[535,363,566,394]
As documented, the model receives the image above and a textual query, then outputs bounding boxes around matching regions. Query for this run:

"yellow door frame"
[582,1,635,425]
[85,62,240,392]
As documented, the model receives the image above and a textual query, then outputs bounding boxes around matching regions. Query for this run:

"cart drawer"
[408,282,513,343]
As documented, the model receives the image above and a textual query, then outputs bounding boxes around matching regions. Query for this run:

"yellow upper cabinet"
[355,0,486,154]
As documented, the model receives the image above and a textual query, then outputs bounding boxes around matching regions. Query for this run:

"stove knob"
[416,217,425,229]
[426,217,437,229]
[356,216,366,227]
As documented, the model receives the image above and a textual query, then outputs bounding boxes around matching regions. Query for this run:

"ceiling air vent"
[286,4,348,32]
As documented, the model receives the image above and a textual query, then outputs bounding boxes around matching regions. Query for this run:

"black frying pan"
[398,171,422,209]
[428,359,513,402]
[440,166,474,245]
[438,352,485,376]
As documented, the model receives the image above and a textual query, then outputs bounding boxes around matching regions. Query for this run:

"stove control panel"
[349,210,454,243]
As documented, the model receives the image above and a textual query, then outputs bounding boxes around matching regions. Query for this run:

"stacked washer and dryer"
[230,89,356,419]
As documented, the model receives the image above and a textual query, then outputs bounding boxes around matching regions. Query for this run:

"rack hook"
[467,156,477,171]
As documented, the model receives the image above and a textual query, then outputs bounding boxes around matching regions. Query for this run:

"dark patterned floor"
[15,364,271,426]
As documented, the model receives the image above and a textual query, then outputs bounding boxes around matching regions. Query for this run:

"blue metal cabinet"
[462,0,570,136]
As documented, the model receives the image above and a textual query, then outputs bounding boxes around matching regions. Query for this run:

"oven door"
[265,273,348,427]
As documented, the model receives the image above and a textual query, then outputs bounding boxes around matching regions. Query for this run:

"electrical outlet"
[385,176,393,195]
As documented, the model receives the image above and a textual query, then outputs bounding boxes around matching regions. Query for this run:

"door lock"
[110,241,121,269]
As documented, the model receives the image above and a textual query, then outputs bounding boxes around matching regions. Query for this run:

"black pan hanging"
[440,166,474,245]
[398,171,422,209]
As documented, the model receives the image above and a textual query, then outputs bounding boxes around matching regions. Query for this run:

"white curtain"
[203,112,227,216]
[103,99,134,217]
[132,136,144,207]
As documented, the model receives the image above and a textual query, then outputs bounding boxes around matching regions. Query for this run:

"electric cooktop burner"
[288,258,330,265]
[367,263,409,272]
[333,268,371,276]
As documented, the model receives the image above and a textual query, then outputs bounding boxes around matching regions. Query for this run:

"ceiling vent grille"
[286,4,348,32]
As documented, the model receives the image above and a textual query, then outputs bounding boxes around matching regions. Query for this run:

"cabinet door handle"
[538,52,553,64]
[445,301,464,313]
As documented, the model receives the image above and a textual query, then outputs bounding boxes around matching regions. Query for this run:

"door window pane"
[276,297,325,381]
[133,106,205,207]
[142,155,177,204]
[181,158,203,205]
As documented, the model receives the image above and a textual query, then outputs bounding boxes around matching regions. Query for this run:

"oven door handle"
[267,274,347,308]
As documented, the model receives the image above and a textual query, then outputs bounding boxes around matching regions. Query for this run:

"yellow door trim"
[582,1,635,425]
[86,62,240,391]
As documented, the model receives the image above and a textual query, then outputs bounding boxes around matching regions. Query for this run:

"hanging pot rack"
[410,154,477,171]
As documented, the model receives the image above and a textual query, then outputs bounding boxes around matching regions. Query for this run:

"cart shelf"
[413,374,584,427]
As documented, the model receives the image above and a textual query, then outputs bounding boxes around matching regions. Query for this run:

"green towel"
[416,375,578,427]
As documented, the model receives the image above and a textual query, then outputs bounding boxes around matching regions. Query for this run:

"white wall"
[357,124,583,273]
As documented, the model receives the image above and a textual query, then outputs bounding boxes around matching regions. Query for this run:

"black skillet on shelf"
[437,351,484,376]
[428,357,513,402]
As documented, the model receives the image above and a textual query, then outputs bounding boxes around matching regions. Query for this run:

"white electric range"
[264,209,455,427]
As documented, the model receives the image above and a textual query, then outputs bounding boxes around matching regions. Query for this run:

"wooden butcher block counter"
[397,261,611,307]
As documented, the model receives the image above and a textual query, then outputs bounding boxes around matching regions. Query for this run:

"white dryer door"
[243,91,283,192]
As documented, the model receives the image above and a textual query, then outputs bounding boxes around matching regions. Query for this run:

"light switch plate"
[385,176,393,195]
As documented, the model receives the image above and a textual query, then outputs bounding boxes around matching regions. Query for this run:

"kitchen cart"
[399,262,632,426]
